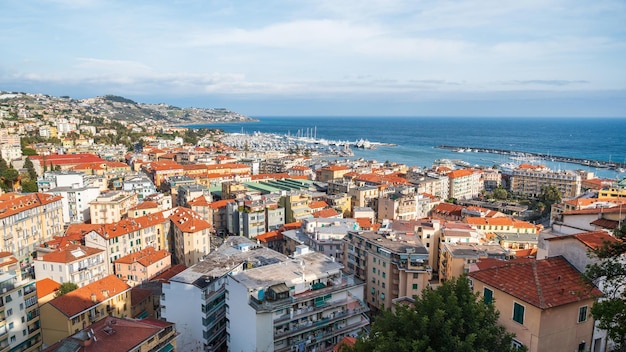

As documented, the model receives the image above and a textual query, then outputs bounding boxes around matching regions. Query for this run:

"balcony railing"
[274,305,368,340]
[274,315,369,352]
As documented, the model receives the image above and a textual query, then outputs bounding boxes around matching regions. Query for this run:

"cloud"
[500,80,589,86]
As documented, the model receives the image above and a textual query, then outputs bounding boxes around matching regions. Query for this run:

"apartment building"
[317,165,351,183]
[168,207,212,266]
[510,167,582,199]
[84,212,170,273]
[89,191,139,224]
[343,230,431,311]
[39,275,131,346]
[43,316,177,352]
[438,242,511,284]
[280,193,313,223]
[447,168,483,200]
[227,247,369,352]
[0,253,41,352]
[188,198,235,236]
[176,184,210,207]
[162,236,290,351]
[113,246,171,287]
[122,174,157,200]
[49,184,101,224]
[227,198,285,238]
[33,244,107,288]
[377,190,418,221]
[0,193,64,270]
[469,257,599,352]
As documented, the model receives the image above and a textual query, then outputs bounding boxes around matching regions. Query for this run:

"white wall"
[161,280,204,351]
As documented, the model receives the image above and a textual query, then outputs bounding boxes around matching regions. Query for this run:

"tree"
[585,222,626,351]
[349,276,525,352]
[492,187,508,200]
[2,168,19,192]
[55,282,79,297]
[21,179,38,193]
[24,157,37,180]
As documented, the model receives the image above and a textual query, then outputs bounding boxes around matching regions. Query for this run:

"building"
[37,171,86,193]
[377,190,418,221]
[33,244,107,287]
[189,198,234,237]
[468,256,600,352]
[280,193,313,223]
[317,165,351,183]
[227,197,285,238]
[0,193,64,271]
[168,207,212,266]
[0,253,41,352]
[162,237,290,351]
[227,247,369,352]
[343,229,431,311]
[438,242,512,284]
[551,204,626,235]
[89,191,139,224]
[122,174,157,200]
[176,184,210,207]
[113,247,171,287]
[447,168,483,200]
[39,275,132,346]
[49,184,101,224]
[510,166,582,199]
[42,316,177,352]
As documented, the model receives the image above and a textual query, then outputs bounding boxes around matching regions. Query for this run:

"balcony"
[274,315,369,352]
[274,304,368,341]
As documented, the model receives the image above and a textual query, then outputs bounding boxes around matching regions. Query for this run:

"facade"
[33,245,107,287]
[39,275,132,346]
[122,174,157,200]
[42,316,177,352]
[49,185,101,224]
[510,167,582,199]
[36,171,86,193]
[438,242,511,284]
[447,168,483,200]
[227,248,369,352]
[0,253,41,352]
[89,191,139,224]
[227,198,286,238]
[168,207,212,266]
[377,191,418,221]
[280,193,313,223]
[113,246,171,287]
[176,184,210,207]
[343,230,431,311]
[162,237,290,351]
[469,256,600,352]
[0,193,64,271]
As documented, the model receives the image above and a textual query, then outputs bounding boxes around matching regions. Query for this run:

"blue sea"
[186,116,626,180]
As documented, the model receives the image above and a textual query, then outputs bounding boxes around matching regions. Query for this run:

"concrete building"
[447,168,484,200]
[49,184,101,224]
[343,229,431,312]
[280,193,313,224]
[510,166,582,199]
[227,247,369,352]
[227,197,285,238]
[89,191,139,224]
[0,253,41,352]
[438,242,512,284]
[162,237,289,351]
[122,174,157,200]
[33,245,107,287]
[39,275,131,346]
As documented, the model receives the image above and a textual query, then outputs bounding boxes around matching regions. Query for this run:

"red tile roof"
[38,244,104,264]
[114,246,170,266]
[256,231,283,243]
[544,230,618,250]
[130,287,153,306]
[100,211,168,239]
[312,208,340,218]
[469,256,601,309]
[447,169,474,178]
[150,264,187,283]
[36,278,61,299]
[29,153,104,165]
[0,192,63,219]
[48,275,131,317]
[169,207,211,232]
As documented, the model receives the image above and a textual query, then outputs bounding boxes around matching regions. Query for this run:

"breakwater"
[435,145,626,170]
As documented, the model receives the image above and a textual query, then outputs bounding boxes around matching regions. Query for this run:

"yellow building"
[0,193,64,267]
[88,191,138,224]
[598,187,626,199]
[169,207,212,266]
[511,166,581,199]
[39,275,131,346]
[469,257,599,352]
[438,242,511,284]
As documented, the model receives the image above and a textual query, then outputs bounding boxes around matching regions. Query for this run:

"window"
[513,302,525,324]
[382,272,386,279]
[8,322,13,330]
[483,288,493,304]
[578,306,588,323]
[412,284,418,290]
[511,339,524,349]
[5,295,11,303]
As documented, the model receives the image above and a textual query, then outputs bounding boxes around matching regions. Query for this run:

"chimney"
[91,293,97,303]
[102,290,109,298]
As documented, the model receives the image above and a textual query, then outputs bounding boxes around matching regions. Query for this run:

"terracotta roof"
[0,192,63,219]
[150,264,187,283]
[29,153,104,165]
[308,200,329,209]
[563,204,626,215]
[38,244,104,264]
[65,224,105,237]
[188,196,211,207]
[447,169,474,178]
[36,278,61,299]
[130,201,159,210]
[169,207,211,232]
[469,256,601,309]
[114,246,170,266]
[0,252,17,268]
[590,218,619,230]
[48,275,131,317]
[313,208,340,218]
[545,230,618,250]
[256,231,283,243]
[130,287,153,306]
[333,336,357,352]
[101,211,168,239]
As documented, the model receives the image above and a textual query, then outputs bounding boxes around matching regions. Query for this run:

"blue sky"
[1,0,625,117]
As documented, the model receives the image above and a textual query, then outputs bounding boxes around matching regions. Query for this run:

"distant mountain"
[0,91,258,125]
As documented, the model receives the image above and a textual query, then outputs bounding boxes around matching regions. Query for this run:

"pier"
[435,145,626,171]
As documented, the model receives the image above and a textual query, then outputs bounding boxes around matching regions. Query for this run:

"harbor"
[435,145,626,172]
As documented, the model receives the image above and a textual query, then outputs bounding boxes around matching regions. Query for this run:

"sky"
[0,0,625,117]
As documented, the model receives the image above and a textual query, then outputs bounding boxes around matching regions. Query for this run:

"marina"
[436,145,626,171]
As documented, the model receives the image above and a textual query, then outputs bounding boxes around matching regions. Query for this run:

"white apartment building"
[227,247,369,352]
[122,174,158,200]
[49,184,101,224]
[33,244,108,287]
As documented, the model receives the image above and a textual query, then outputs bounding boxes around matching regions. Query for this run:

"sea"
[185,116,626,180]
